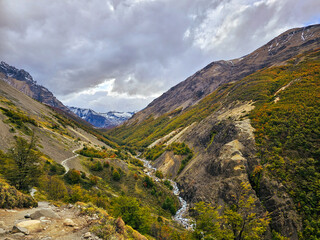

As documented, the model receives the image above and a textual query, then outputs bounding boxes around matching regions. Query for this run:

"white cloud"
[0,0,319,111]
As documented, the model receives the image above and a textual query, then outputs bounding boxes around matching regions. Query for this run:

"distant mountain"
[68,106,134,128]
[0,61,69,112]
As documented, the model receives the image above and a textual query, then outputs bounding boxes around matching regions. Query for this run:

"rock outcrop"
[0,61,69,112]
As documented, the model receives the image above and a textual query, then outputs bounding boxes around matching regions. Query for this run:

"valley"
[0,23,320,240]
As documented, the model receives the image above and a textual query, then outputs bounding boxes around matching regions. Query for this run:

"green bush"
[162,197,176,215]
[112,169,121,181]
[64,169,81,184]
[91,160,103,171]
[143,176,154,188]
[112,196,151,234]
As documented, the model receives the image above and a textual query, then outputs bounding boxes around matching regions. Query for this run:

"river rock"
[30,209,60,219]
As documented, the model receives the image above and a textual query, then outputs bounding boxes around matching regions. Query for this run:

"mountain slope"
[106,25,320,239]
[129,24,320,123]
[0,79,192,239]
[69,106,134,128]
[0,61,69,112]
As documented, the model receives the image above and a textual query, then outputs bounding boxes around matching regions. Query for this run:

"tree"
[65,169,81,184]
[162,197,177,215]
[193,182,270,240]
[112,169,121,181]
[5,134,41,191]
[46,176,67,200]
[112,196,151,234]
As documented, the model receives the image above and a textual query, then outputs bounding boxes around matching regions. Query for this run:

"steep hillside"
[129,24,320,123]
[0,79,192,239]
[0,61,69,112]
[69,106,134,128]
[106,27,320,238]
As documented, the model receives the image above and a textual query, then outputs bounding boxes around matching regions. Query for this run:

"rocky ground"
[0,202,101,240]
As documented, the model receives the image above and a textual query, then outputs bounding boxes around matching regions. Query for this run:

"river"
[137,157,193,229]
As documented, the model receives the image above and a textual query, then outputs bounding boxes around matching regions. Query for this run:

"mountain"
[0,76,187,239]
[68,106,135,128]
[129,24,320,123]
[107,24,320,239]
[0,61,69,112]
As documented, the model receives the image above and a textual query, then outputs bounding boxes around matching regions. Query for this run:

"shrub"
[103,161,110,168]
[155,170,164,179]
[91,161,103,171]
[162,197,176,215]
[112,196,151,234]
[46,176,67,200]
[112,169,121,181]
[65,169,81,184]
[143,176,154,188]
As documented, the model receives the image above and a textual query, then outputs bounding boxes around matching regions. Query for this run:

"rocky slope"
[0,201,147,240]
[0,61,69,112]
[69,107,134,128]
[129,24,320,123]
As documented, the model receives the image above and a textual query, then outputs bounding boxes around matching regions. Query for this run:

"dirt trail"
[61,145,83,174]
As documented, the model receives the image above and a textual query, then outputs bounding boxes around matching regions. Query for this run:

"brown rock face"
[0,62,68,112]
[129,24,320,123]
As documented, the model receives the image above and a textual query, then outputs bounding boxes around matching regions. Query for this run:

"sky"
[0,0,319,112]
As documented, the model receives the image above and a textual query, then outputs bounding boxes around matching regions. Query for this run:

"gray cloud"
[0,0,319,112]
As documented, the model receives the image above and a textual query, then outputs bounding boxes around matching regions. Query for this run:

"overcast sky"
[0,0,319,112]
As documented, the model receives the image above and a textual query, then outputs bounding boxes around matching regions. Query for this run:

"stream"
[137,157,193,229]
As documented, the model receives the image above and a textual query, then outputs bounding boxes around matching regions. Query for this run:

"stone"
[0,221,7,229]
[13,220,42,234]
[67,204,74,209]
[63,218,76,227]
[0,228,6,234]
[83,232,92,238]
[30,209,60,219]
[12,232,25,237]
[25,214,31,218]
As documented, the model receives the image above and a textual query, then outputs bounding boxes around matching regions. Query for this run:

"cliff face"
[0,62,69,112]
[129,24,320,123]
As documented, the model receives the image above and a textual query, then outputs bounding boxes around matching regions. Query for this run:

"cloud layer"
[0,0,319,111]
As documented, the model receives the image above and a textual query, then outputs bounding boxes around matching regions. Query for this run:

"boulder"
[30,209,60,219]
[12,220,42,234]
[63,218,76,227]
[83,232,92,238]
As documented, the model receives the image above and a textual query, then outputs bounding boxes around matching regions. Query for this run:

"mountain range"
[68,106,135,128]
